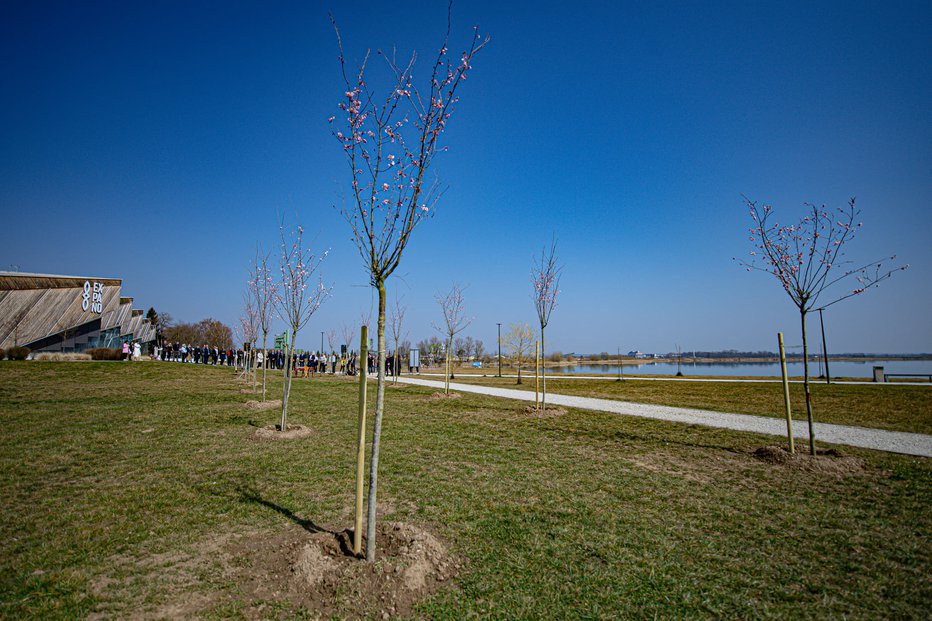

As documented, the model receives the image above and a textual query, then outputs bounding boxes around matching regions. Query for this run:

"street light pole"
[321,331,324,354]
[497,322,502,377]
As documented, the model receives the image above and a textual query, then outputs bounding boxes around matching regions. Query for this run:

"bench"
[884,373,932,382]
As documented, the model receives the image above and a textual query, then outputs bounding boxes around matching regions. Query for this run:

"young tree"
[434,284,471,394]
[740,197,907,454]
[340,323,355,358]
[240,294,259,388]
[330,8,487,561]
[503,322,534,384]
[532,238,562,412]
[388,297,408,381]
[250,246,278,401]
[275,222,331,431]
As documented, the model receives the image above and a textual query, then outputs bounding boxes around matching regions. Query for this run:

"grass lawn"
[443,372,932,434]
[0,361,930,619]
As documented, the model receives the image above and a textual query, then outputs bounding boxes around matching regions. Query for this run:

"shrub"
[0,348,4,360]
[34,352,92,361]
[86,348,123,361]
[6,347,30,361]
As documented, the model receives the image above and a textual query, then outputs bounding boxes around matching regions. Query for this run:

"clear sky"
[2,0,930,354]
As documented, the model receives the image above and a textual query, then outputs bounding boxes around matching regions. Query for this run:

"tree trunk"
[365,281,388,562]
[261,331,268,402]
[445,337,452,395]
[281,330,295,432]
[541,328,547,412]
[517,362,522,385]
[801,310,815,455]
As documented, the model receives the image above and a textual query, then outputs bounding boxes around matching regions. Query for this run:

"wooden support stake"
[534,340,540,410]
[353,325,369,555]
[778,332,795,454]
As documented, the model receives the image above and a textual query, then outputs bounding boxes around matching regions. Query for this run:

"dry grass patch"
[34,352,93,361]
[242,399,281,411]
[253,424,313,439]
[627,449,749,485]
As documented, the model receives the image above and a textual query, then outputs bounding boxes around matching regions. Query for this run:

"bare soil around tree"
[230,522,458,619]
[243,399,281,411]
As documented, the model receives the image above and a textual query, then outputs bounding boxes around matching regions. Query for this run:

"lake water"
[549,360,932,379]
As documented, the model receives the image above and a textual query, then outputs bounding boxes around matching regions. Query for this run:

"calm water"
[550,360,932,379]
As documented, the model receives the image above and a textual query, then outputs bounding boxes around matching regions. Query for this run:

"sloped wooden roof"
[0,272,121,290]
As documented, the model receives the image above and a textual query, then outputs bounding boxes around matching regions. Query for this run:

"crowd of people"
[151,342,403,377]
[154,343,244,366]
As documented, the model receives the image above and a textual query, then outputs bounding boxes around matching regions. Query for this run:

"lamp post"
[321,331,324,355]
[497,322,502,377]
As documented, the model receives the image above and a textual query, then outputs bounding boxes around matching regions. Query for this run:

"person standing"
[122,341,130,361]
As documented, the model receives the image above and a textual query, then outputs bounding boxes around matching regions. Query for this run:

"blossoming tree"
[740,197,907,454]
[275,221,331,431]
[532,238,562,412]
[330,7,487,561]
[249,246,278,401]
[239,293,259,388]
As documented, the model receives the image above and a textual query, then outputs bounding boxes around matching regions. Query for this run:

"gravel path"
[395,376,932,458]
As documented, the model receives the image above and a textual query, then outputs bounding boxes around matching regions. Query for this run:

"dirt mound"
[243,399,281,411]
[522,405,567,417]
[234,522,458,619]
[254,424,313,439]
[430,391,462,400]
[753,445,864,476]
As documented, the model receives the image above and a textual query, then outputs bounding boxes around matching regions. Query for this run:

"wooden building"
[0,272,155,352]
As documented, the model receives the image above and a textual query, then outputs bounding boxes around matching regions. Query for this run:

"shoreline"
[559,355,932,366]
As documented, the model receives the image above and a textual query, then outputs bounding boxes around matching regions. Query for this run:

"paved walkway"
[394,376,932,458]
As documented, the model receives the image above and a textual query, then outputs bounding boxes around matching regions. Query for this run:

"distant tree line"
[413,335,487,365]
[162,318,233,349]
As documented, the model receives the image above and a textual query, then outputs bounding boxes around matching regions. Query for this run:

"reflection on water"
[550,360,932,379]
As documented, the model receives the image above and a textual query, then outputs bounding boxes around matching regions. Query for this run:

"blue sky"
[2,0,930,354]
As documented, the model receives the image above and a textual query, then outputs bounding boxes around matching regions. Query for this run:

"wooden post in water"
[353,325,369,555]
[778,332,795,454]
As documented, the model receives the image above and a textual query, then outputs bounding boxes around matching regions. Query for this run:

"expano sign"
[82,281,103,313]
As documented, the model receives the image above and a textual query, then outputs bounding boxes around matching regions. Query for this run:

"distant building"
[627,350,649,359]
[0,272,155,353]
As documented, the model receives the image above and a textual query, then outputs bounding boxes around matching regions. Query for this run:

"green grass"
[444,373,932,434]
[0,361,930,619]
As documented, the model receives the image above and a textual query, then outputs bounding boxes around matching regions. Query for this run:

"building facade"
[0,272,155,353]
